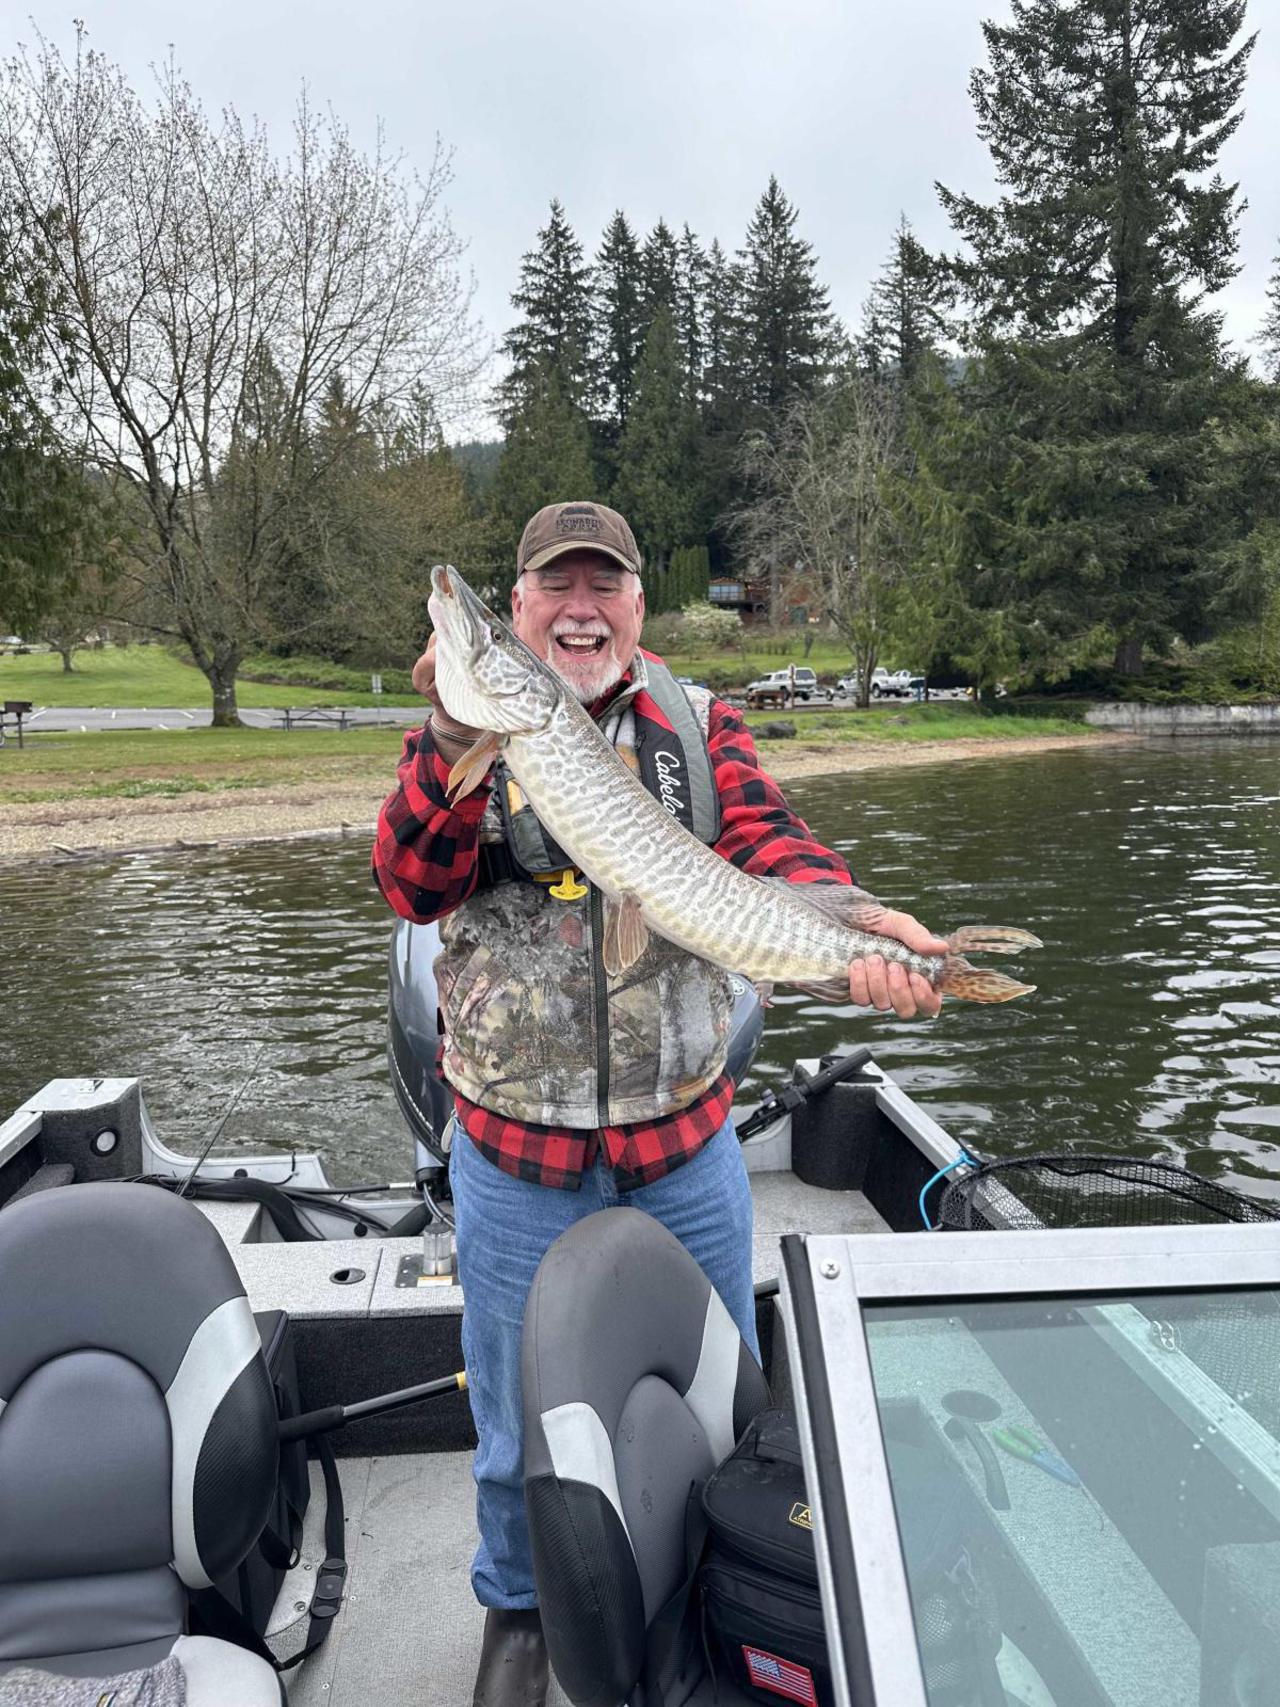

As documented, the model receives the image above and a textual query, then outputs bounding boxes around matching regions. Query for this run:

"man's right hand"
[412,635,483,749]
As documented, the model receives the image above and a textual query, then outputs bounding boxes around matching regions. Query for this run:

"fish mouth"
[430,565,494,660]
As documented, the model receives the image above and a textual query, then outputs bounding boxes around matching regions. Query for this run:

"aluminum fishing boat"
[3,920,1280,1707]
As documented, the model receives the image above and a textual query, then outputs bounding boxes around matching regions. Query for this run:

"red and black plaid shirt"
[372,663,852,1191]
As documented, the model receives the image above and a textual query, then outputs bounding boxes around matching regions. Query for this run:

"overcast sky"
[8,0,1279,436]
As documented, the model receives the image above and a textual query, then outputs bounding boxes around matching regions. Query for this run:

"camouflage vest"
[434,656,736,1129]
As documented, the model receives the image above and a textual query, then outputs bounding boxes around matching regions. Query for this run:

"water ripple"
[0,739,1277,1190]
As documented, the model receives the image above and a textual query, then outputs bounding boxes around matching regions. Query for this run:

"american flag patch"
[742,1643,818,1705]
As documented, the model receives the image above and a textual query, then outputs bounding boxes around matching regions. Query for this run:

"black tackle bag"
[700,1409,832,1707]
[700,1409,1007,1707]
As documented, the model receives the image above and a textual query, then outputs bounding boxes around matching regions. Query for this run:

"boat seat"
[522,1208,771,1707]
[0,1182,283,1705]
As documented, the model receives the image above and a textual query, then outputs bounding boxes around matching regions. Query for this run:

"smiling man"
[372,500,945,1706]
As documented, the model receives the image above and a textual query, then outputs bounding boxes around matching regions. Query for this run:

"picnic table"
[278,707,355,732]
[0,701,33,748]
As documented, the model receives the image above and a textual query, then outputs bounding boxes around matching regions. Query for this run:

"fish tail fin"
[946,925,1043,956]
[939,955,1036,1004]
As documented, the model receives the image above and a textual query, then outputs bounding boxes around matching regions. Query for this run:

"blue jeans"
[450,1117,758,1609]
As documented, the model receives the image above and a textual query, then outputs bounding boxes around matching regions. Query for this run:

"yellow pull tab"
[548,867,588,901]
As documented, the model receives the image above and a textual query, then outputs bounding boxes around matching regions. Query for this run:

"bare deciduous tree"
[0,29,483,721]
[733,371,917,708]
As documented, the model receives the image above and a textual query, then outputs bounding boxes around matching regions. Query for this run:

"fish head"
[428,565,563,734]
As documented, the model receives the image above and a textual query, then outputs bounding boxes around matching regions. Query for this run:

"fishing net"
[936,1153,1280,1233]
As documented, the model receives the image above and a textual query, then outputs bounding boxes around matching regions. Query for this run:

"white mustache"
[550,621,612,640]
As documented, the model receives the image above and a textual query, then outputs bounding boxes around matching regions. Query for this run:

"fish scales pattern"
[502,694,934,987]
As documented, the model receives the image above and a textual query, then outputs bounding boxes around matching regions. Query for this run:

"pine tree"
[613,308,702,578]
[593,211,644,446]
[860,216,954,384]
[496,201,595,429]
[639,219,680,328]
[487,364,600,593]
[936,0,1256,674]
[1261,250,1280,383]
[699,239,742,419]
[735,176,836,416]
[0,202,83,634]
[674,225,706,403]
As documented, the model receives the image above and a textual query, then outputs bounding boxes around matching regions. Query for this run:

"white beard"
[545,629,629,704]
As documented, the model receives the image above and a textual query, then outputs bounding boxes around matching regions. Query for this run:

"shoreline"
[0,729,1129,864]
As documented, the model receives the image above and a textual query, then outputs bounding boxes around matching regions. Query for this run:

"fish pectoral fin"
[446,733,503,803]
[602,892,650,977]
[762,877,886,932]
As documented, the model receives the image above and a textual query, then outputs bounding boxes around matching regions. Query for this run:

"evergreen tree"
[861,216,954,383]
[593,211,644,445]
[0,202,83,634]
[497,200,595,428]
[613,308,702,578]
[674,224,706,403]
[937,0,1256,674]
[488,364,600,593]
[639,218,680,328]
[1261,249,1280,383]
[735,176,836,416]
[699,239,743,419]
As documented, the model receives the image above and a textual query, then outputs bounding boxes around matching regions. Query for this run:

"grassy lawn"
[0,726,410,805]
[0,645,422,709]
[0,704,1094,807]
[1,639,868,709]
[744,704,1092,745]
[658,637,853,687]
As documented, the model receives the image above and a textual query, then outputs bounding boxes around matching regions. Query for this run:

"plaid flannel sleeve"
[371,722,493,923]
[709,699,854,886]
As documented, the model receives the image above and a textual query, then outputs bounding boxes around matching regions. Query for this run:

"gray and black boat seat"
[0,1182,283,1705]
[522,1208,771,1707]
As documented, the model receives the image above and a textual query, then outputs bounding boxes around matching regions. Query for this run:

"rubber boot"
[471,1607,549,1707]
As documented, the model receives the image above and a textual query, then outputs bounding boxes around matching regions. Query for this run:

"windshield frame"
[781,1221,1280,1707]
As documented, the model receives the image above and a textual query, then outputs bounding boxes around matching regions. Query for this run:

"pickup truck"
[743,667,830,708]
[835,668,925,701]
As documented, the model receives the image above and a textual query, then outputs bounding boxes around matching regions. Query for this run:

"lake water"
[1,740,1277,1196]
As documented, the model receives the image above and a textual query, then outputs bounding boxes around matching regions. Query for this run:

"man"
[372,501,944,1707]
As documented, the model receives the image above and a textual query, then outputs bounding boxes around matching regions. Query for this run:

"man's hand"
[412,634,483,750]
[848,910,949,1020]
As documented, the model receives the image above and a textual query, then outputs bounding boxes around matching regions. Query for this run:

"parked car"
[743,667,829,707]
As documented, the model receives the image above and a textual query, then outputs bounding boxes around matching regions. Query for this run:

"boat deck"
[244,1173,890,1706]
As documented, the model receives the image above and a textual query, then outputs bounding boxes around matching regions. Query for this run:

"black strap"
[190,1434,346,1673]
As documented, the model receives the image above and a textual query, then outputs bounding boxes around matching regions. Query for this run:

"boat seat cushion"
[523,1207,770,1707]
[0,1637,281,1705]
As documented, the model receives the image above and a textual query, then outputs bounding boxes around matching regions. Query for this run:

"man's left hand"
[848,911,949,1020]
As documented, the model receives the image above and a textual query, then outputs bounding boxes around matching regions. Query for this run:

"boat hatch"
[784,1222,1280,1707]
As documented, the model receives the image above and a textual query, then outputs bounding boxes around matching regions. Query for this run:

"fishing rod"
[279,1371,468,1443]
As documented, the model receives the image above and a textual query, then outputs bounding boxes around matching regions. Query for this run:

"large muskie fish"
[427,565,1039,1004]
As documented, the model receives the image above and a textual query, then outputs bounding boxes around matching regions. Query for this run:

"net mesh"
[936,1153,1280,1233]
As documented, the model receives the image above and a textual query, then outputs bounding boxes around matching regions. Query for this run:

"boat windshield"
[864,1286,1280,1707]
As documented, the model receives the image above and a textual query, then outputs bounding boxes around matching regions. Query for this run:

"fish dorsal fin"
[761,877,886,931]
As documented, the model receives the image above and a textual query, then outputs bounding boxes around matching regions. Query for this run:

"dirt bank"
[0,730,1126,864]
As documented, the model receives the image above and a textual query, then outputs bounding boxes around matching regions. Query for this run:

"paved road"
[18,705,426,733]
